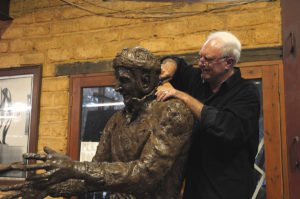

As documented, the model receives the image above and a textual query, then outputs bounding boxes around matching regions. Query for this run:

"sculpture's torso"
[93,98,194,199]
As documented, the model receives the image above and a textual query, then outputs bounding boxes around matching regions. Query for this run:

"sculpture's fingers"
[0,162,50,172]
[0,183,24,191]
[46,174,67,186]
[10,161,25,167]
[23,192,47,199]
[29,179,51,189]
[8,162,28,171]
[43,146,57,155]
[0,162,26,173]
[0,164,11,172]
[23,153,47,161]
[16,163,51,171]
[0,192,21,199]
[27,168,59,181]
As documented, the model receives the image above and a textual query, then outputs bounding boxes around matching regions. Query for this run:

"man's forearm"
[175,90,204,120]
[155,83,204,120]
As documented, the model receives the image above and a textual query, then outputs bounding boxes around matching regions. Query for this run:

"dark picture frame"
[0,65,41,185]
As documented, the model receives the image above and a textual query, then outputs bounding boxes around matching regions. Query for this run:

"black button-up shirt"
[165,56,260,199]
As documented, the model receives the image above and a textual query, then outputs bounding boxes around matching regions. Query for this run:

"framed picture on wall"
[0,65,41,184]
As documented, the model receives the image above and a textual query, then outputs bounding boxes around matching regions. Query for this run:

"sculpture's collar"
[123,88,157,124]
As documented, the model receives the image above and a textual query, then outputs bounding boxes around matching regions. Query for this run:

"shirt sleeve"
[80,100,194,195]
[200,83,260,147]
[161,56,201,92]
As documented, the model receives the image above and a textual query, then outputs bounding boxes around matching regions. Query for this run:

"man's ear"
[225,57,235,70]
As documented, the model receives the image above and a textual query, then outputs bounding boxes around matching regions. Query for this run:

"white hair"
[205,31,241,65]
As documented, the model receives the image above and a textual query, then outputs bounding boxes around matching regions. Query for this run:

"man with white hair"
[156,31,260,199]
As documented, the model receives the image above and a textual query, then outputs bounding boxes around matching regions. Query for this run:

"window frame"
[68,72,116,160]
[237,60,284,199]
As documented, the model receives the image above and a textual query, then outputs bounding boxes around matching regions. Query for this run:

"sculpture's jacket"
[74,95,194,199]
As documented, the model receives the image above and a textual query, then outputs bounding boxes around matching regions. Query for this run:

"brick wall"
[0,0,281,197]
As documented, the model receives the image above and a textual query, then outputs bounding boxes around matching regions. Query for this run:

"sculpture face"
[112,47,161,112]
[114,67,144,106]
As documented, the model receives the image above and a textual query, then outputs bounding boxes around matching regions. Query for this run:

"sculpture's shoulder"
[149,98,193,117]
[147,98,194,136]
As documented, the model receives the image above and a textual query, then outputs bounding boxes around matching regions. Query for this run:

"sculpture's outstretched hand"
[0,146,101,199]
[20,146,85,185]
[0,155,50,199]
[0,181,48,199]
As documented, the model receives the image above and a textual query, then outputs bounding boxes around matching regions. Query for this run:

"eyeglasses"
[196,54,227,64]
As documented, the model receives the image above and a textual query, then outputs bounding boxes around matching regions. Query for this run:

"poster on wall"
[0,66,41,181]
[0,75,33,178]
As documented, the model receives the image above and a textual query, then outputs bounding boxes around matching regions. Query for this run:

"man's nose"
[197,58,204,67]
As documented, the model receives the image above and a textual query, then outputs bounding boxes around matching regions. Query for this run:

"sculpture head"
[113,47,160,107]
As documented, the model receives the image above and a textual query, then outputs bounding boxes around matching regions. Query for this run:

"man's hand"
[156,82,178,102]
[159,58,177,84]
[156,83,204,119]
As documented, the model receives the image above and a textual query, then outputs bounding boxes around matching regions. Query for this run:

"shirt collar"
[202,67,241,91]
[223,67,242,89]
